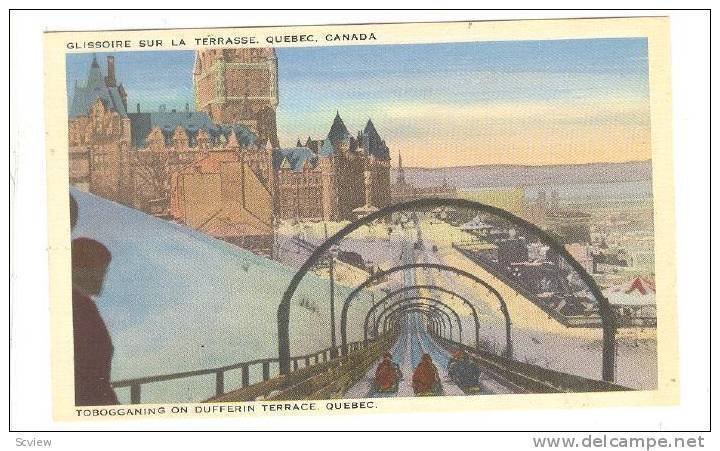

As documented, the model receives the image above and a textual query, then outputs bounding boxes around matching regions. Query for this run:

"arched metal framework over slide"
[362,284,479,350]
[385,305,450,339]
[378,302,451,341]
[384,303,451,338]
[278,198,617,382]
[384,307,447,338]
[365,296,462,344]
[340,263,511,358]
[367,298,461,343]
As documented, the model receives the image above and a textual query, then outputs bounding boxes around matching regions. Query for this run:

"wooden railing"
[111,340,368,404]
[433,334,630,393]
[209,333,396,402]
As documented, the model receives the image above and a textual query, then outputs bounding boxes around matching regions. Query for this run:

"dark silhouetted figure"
[448,351,480,389]
[72,237,118,406]
[70,194,78,230]
[447,349,463,371]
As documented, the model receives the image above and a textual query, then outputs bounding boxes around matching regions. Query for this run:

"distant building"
[525,191,547,226]
[67,52,392,254]
[564,243,594,274]
[68,55,131,202]
[390,151,457,203]
[459,215,495,235]
[527,188,593,242]
[169,150,273,252]
[68,53,276,254]
[273,111,392,221]
[193,48,279,148]
[606,277,656,325]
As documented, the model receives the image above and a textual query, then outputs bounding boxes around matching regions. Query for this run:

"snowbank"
[70,189,374,403]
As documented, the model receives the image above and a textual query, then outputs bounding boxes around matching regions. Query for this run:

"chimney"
[105,56,117,87]
[185,103,189,112]
[136,103,141,113]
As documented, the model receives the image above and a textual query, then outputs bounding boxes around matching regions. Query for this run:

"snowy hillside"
[70,189,376,403]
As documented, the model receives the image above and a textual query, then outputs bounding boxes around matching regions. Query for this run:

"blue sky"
[66,38,650,166]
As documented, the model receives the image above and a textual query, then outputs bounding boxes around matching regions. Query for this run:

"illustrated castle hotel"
[68,50,391,255]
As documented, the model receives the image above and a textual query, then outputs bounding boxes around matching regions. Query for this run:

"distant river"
[521,180,653,201]
[466,180,654,202]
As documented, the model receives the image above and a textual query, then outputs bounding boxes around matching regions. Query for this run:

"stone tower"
[193,48,279,147]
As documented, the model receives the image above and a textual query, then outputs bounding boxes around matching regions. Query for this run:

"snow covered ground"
[71,192,656,404]
[429,242,657,390]
[70,189,378,404]
[351,217,657,390]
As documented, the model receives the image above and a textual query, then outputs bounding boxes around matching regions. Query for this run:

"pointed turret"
[86,54,104,89]
[327,110,349,142]
[364,118,378,137]
[69,53,130,118]
[360,117,389,159]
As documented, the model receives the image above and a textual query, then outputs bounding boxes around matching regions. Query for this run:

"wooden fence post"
[241,364,250,387]
[130,384,141,404]
[215,371,224,396]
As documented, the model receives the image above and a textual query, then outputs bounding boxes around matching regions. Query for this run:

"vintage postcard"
[43,17,676,421]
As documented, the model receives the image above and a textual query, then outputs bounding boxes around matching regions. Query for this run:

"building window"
[92,153,108,170]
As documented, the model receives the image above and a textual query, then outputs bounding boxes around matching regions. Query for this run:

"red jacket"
[375,359,398,390]
[412,358,439,394]
[72,288,118,406]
